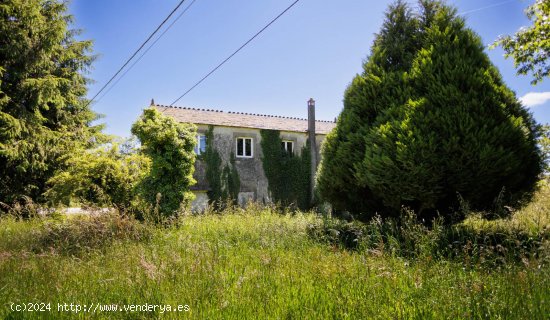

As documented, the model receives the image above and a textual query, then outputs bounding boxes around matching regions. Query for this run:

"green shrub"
[308,209,549,267]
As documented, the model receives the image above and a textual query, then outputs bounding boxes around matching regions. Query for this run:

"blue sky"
[69,0,550,137]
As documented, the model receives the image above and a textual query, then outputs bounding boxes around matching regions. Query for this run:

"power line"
[86,0,189,108]
[97,0,199,103]
[170,0,301,106]
[459,0,516,15]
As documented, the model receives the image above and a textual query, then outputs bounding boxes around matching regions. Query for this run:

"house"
[153,99,336,211]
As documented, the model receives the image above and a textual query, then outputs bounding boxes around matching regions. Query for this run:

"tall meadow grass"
[0,192,548,319]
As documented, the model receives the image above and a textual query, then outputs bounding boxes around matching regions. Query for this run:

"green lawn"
[0,198,549,319]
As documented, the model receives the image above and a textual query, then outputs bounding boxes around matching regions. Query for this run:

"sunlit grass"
[0,197,548,319]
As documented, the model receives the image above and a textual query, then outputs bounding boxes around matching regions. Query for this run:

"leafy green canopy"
[131,108,196,218]
[317,0,543,222]
[0,0,104,203]
[44,140,150,211]
[493,0,550,85]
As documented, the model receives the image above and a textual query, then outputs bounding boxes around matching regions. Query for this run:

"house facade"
[153,99,336,211]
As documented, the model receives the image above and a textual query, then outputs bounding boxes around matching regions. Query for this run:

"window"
[194,134,206,155]
[236,137,253,158]
[281,140,294,156]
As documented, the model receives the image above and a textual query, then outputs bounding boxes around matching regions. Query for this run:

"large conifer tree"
[317,0,542,221]
[317,1,421,216]
[0,0,104,203]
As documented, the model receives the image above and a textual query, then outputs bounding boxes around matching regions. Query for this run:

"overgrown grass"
[0,195,549,319]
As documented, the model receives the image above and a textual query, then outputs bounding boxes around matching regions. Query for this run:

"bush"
[308,209,550,267]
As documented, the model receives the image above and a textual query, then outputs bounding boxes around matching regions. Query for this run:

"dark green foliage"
[44,141,150,211]
[318,0,543,222]
[307,210,549,267]
[131,108,196,219]
[260,129,310,210]
[317,0,420,216]
[203,126,240,208]
[222,155,240,202]
[0,0,105,203]
[204,126,223,203]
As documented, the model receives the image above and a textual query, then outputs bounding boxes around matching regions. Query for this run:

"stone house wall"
[190,124,326,211]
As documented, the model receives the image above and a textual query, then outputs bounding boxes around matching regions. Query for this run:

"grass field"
[0,192,549,319]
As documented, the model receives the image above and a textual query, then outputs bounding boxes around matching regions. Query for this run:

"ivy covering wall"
[203,126,240,208]
[260,129,311,210]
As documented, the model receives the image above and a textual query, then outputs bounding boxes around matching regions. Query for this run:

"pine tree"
[0,0,104,203]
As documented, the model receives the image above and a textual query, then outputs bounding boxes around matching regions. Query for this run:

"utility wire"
[459,0,516,15]
[170,0,301,106]
[86,0,188,108]
[97,0,199,103]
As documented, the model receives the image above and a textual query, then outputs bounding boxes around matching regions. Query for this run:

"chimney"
[307,98,317,205]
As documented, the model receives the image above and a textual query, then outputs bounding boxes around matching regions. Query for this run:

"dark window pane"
[288,142,293,154]
[237,138,243,156]
[245,138,252,157]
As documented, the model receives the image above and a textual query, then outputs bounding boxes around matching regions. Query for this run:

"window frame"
[194,133,207,155]
[235,137,253,158]
[281,140,294,155]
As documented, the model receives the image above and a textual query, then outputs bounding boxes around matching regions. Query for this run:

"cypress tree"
[317,0,422,216]
[318,1,543,222]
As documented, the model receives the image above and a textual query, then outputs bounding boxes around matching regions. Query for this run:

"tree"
[317,0,423,216]
[131,108,196,219]
[318,0,543,222]
[493,0,550,85]
[44,140,150,211]
[0,0,104,204]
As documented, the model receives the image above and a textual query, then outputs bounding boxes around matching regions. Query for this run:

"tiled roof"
[154,104,336,135]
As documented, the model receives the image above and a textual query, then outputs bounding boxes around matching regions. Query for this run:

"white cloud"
[520,92,550,108]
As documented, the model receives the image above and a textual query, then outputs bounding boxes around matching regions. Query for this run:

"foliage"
[318,0,543,222]
[203,126,240,208]
[317,0,421,216]
[0,0,105,203]
[222,155,240,203]
[539,124,550,175]
[131,108,196,220]
[492,0,550,84]
[44,140,150,211]
[260,129,311,210]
